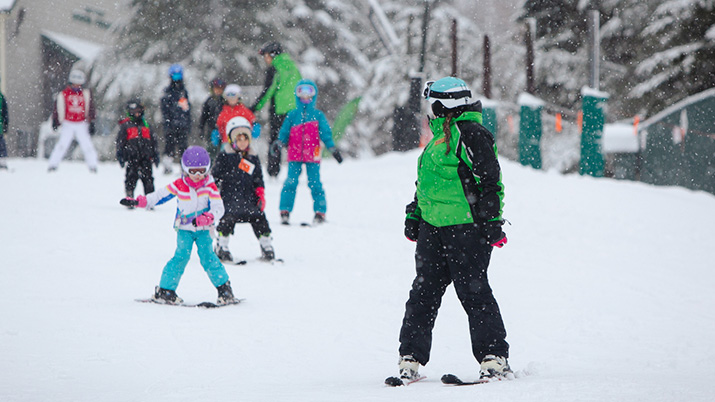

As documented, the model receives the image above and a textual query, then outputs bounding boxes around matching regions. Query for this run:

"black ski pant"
[267,113,287,178]
[399,221,509,366]
[125,159,155,197]
[216,212,271,239]
[164,126,189,159]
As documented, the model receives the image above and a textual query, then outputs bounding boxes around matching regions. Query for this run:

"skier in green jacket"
[390,77,512,386]
[252,42,302,178]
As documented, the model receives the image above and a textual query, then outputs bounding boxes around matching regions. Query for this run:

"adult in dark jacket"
[160,64,191,174]
[251,42,302,178]
[212,116,275,262]
[390,77,511,385]
[116,99,159,199]
[199,77,226,156]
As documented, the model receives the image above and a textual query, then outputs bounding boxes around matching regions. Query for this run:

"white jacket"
[146,176,224,231]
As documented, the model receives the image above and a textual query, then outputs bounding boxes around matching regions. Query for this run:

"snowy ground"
[1,153,714,402]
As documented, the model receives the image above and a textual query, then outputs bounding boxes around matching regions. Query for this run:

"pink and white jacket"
[145,175,224,231]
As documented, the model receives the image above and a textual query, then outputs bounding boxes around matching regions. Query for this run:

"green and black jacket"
[407,102,504,228]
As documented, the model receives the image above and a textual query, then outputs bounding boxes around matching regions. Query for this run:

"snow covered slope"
[1,153,714,402]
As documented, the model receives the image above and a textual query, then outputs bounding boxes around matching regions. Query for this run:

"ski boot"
[216,281,238,305]
[161,155,173,175]
[313,212,326,225]
[280,211,290,225]
[123,190,135,209]
[152,286,183,304]
[259,235,275,261]
[479,355,512,379]
[398,355,421,381]
[214,243,233,262]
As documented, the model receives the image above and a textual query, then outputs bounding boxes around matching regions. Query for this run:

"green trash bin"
[518,93,544,170]
[481,99,499,140]
[580,87,609,177]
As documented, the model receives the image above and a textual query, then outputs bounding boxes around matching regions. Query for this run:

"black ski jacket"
[212,150,264,217]
[115,117,159,165]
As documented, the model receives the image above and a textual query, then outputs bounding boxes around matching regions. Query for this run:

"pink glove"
[192,212,214,227]
[136,195,147,208]
[491,234,508,248]
[255,187,266,212]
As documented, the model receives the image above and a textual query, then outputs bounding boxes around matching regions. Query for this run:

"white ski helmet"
[68,69,86,85]
[223,84,242,100]
[225,116,252,144]
[423,76,472,113]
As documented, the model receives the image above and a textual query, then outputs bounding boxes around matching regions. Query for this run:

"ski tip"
[441,374,462,385]
[384,376,404,387]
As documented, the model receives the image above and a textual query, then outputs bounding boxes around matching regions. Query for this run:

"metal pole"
[588,10,600,89]
[483,35,491,99]
[410,0,431,115]
[525,18,535,94]
[450,18,458,77]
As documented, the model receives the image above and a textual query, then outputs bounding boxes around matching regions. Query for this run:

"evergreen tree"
[520,0,715,118]
[93,0,518,154]
[630,0,715,114]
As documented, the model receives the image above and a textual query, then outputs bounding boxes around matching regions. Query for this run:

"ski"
[440,373,516,386]
[135,298,244,308]
[235,258,284,265]
[384,375,426,387]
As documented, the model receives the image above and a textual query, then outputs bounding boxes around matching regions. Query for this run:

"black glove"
[332,149,343,164]
[153,153,160,167]
[117,154,125,168]
[269,140,283,156]
[404,214,420,242]
[89,122,96,136]
[52,120,60,131]
[481,220,505,246]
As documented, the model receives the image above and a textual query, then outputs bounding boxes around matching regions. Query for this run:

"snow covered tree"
[629,0,715,115]
[520,0,715,119]
[93,0,524,155]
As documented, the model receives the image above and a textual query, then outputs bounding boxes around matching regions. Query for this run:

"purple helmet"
[181,146,211,174]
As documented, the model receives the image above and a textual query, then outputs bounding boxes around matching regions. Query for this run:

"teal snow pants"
[159,229,229,291]
[279,161,326,213]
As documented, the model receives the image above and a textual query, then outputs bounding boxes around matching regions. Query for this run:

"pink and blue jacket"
[278,79,335,163]
[144,175,224,231]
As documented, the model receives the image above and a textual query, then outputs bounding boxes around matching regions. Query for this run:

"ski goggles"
[296,84,316,99]
[187,167,207,175]
[423,81,472,104]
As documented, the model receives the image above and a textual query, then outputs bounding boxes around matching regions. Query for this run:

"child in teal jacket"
[269,79,343,225]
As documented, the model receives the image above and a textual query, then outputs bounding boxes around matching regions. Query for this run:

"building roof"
[0,0,17,12]
[41,30,104,62]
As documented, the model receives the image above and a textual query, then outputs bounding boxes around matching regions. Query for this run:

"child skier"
[120,146,238,305]
[199,77,226,157]
[115,99,159,201]
[215,84,255,151]
[269,79,343,225]
[212,117,275,262]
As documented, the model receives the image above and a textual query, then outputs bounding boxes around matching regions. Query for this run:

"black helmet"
[126,98,144,115]
[259,42,283,56]
[211,77,226,89]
